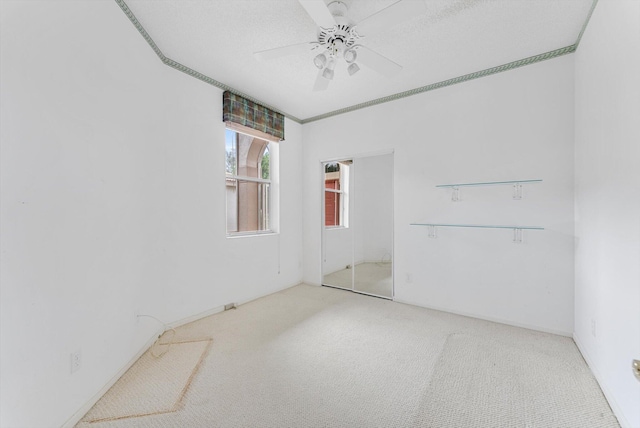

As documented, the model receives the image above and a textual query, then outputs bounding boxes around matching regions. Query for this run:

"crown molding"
[114,0,165,60]
[301,45,576,123]
[114,0,597,125]
[114,0,303,123]
[574,0,599,49]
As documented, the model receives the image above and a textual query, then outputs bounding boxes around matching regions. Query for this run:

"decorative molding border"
[301,45,576,123]
[114,0,598,125]
[114,0,302,123]
[574,0,599,49]
[115,0,166,61]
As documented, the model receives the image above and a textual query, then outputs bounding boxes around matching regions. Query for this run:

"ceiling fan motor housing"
[318,1,359,59]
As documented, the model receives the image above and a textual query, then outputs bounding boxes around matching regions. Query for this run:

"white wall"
[0,1,303,427]
[573,1,640,427]
[303,55,575,335]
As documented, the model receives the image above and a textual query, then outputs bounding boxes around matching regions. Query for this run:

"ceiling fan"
[254,0,427,91]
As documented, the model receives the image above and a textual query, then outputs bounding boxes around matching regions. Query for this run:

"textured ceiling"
[122,0,594,122]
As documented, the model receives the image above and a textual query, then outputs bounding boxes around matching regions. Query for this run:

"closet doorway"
[322,153,393,299]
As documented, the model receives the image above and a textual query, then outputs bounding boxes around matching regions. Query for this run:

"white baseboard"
[573,333,631,428]
[168,305,226,329]
[62,281,303,427]
[235,281,302,307]
[168,282,302,329]
[393,298,573,337]
[61,330,162,428]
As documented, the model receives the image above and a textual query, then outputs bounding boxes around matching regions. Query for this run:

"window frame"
[225,128,275,237]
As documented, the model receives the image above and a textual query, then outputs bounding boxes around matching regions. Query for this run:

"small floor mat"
[82,339,211,423]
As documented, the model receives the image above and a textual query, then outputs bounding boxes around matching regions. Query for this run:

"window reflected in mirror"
[324,161,350,228]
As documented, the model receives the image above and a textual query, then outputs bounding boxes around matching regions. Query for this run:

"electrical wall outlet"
[70,349,82,374]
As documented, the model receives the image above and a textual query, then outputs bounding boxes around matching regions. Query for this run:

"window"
[226,128,273,235]
[324,161,350,227]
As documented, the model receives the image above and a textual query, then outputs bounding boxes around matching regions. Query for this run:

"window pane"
[225,127,273,236]
[325,178,340,191]
[237,133,268,179]
[325,190,340,226]
[226,177,238,233]
[225,129,237,175]
[324,161,348,227]
[325,162,340,174]
[226,179,270,233]
[261,146,270,180]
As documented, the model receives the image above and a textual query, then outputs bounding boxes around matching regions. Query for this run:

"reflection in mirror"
[321,154,393,299]
[322,160,353,290]
[353,154,393,298]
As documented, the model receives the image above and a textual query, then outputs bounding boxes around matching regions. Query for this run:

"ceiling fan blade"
[313,69,331,91]
[254,42,318,61]
[355,0,427,37]
[353,45,402,78]
[298,0,336,29]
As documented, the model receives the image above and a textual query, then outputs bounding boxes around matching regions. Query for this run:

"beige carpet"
[411,333,619,427]
[81,339,211,423]
[76,284,619,428]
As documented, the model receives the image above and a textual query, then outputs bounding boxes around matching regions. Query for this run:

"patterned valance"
[223,91,284,142]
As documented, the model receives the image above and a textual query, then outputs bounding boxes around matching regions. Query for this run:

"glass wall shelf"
[435,179,542,188]
[410,223,544,230]
[410,223,544,243]
[436,179,542,201]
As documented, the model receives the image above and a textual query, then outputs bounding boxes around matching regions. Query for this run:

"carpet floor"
[76,284,619,428]
[81,340,212,423]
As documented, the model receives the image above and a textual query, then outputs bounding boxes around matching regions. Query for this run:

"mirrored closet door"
[353,153,393,298]
[322,153,393,299]
[322,159,354,290]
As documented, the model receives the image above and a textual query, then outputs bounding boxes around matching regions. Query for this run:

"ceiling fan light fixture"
[347,62,360,76]
[313,53,327,69]
[322,67,335,80]
[322,58,336,80]
[344,49,357,63]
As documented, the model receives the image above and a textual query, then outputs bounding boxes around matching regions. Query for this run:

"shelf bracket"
[512,182,523,200]
[428,225,438,239]
[451,186,460,202]
[512,228,524,244]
